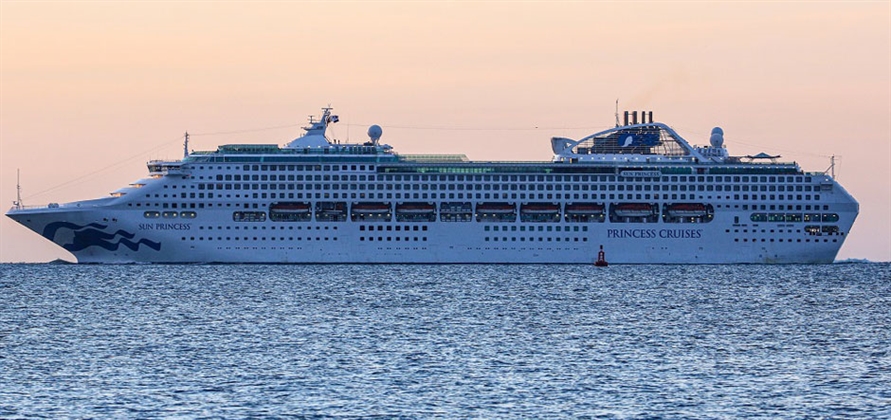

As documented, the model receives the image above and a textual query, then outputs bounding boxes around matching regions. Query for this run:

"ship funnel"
[622,110,653,125]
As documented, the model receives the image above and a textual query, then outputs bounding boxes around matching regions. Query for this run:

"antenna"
[826,155,837,179]
[615,99,620,127]
[14,168,23,209]
[183,131,190,159]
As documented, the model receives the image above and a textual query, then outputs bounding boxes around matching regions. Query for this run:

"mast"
[831,155,836,179]
[183,131,190,159]
[825,155,836,179]
[614,99,620,127]
[14,168,23,209]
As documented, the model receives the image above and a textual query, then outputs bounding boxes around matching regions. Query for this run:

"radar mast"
[183,131,190,159]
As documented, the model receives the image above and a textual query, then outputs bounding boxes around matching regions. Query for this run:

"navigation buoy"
[595,245,608,267]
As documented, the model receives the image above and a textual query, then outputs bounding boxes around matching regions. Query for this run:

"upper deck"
[147,107,807,178]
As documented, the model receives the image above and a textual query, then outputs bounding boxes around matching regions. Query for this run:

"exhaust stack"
[622,110,654,125]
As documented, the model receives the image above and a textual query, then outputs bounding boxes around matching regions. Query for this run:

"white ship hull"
[8,201,855,264]
[7,107,859,264]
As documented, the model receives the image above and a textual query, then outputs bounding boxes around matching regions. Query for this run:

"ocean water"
[0,263,889,419]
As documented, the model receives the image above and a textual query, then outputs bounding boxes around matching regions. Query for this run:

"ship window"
[750,213,768,222]
[767,213,785,222]
[785,213,802,222]
[822,213,839,222]
[233,211,267,222]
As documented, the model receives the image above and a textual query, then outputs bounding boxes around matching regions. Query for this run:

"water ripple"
[1,263,889,418]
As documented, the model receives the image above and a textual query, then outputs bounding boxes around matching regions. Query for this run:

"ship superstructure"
[7,108,858,263]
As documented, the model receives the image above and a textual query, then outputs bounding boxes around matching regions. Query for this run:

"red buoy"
[595,245,609,267]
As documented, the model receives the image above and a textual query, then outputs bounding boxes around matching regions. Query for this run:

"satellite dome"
[368,125,382,142]
[709,126,724,148]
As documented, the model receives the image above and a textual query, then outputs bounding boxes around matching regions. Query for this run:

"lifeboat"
[270,202,311,214]
[520,203,560,214]
[476,203,516,214]
[396,202,436,214]
[666,203,708,217]
[565,203,605,215]
[270,201,312,222]
[352,202,391,214]
[613,203,654,217]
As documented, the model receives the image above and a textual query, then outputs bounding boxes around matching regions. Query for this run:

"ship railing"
[147,159,184,165]
[9,197,112,211]
[9,203,53,211]
[9,203,69,211]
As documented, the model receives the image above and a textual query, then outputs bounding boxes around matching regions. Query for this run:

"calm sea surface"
[1,263,889,419]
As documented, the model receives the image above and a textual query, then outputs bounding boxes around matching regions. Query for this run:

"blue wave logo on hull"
[42,222,161,253]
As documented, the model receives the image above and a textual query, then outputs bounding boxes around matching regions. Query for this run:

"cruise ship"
[7,107,858,264]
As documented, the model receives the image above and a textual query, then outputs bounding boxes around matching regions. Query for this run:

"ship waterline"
[7,107,858,264]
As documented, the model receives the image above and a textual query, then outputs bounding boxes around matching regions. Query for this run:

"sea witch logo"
[42,222,162,252]
[607,228,703,239]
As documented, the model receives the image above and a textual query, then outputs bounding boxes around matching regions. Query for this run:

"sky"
[1,1,889,263]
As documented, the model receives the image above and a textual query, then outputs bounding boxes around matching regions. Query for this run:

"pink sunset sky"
[1,1,889,262]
